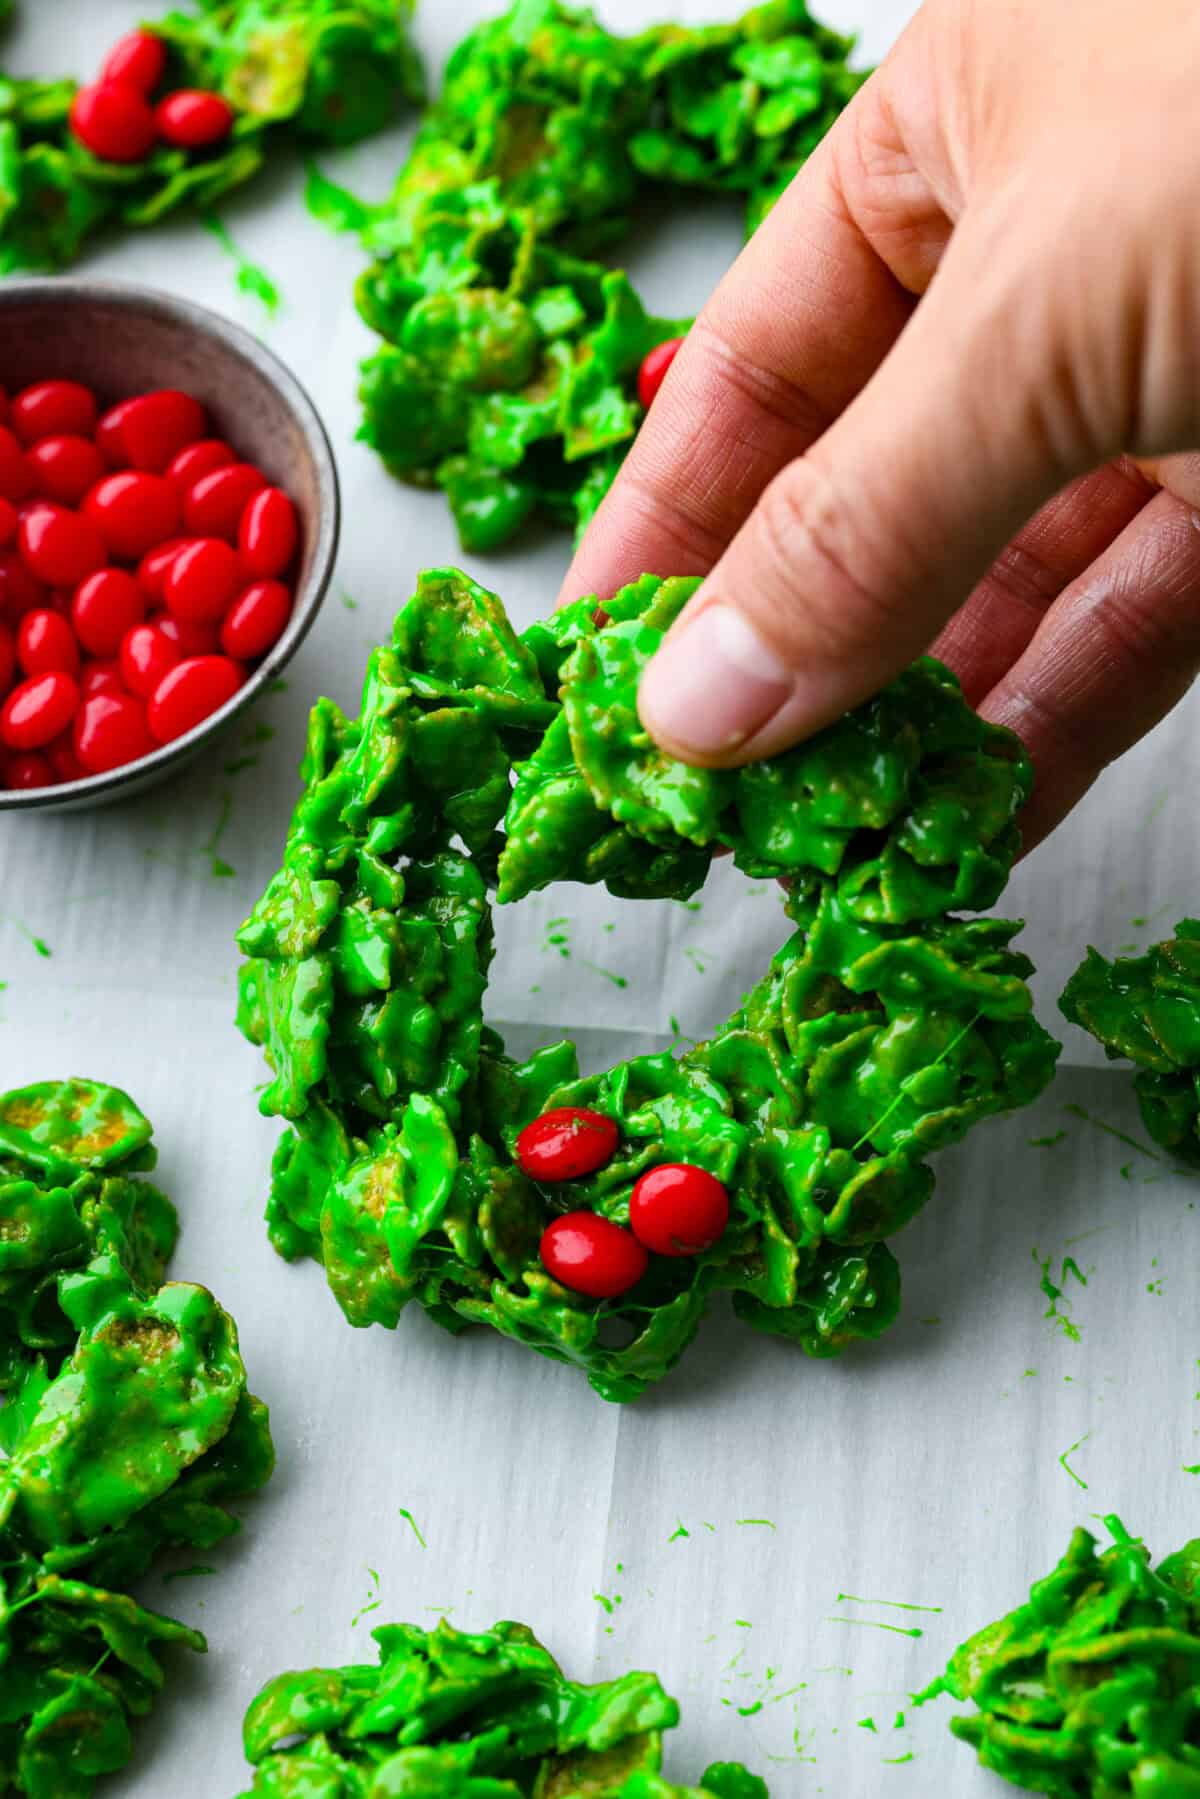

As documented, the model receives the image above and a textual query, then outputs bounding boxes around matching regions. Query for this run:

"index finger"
[557,67,939,607]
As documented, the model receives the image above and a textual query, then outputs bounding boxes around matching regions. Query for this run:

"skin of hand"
[559,0,1200,849]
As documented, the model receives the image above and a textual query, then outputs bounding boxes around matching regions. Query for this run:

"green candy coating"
[238,567,1060,1402]
[0,1,421,272]
[236,1616,769,1798]
[920,1517,1200,1796]
[354,0,867,550]
[0,1077,274,1798]
[1060,921,1200,1165]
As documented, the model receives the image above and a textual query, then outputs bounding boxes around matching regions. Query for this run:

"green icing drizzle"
[236,567,1060,1402]
[0,1,422,272]
[1061,924,1200,1166]
[921,1518,1200,1794]
[236,1617,769,1797]
[354,0,866,551]
[0,1077,274,1798]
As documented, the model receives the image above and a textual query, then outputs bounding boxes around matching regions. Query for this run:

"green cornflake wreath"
[1060,920,1200,1167]
[918,1517,1200,1795]
[237,566,1060,1403]
[237,1615,768,1798]
[0,0,422,273]
[352,0,867,551]
[0,1077,274,1799]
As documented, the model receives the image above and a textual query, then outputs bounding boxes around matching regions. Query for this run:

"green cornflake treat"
[354,0,866,550]
[0,0,422,273]
[238,567,1060,1402]
[1060,921,1200,1165]
[0,1076,274,1798]
[236,1616,770,1798]
[918,1516,1200,1795]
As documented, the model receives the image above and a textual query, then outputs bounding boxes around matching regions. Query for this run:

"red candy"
[48,736,85,783]
[17,609,79,678]
[156,90,235,149]
[156,611,219,656]
[27,435,106,506]
[221,581,291,660]
[69,83,158,164]
[1,671,80,750]
[120,623,180,699]
[0,499,16,548]
[11,381,97,447]
[629,1163,730,1257]
[101,30,167,95]
[137,537,192,601]
[0,428,33,503]
[184,463,267,541]
[19,504,106,589]
[0,622,13,694]
[120,390,207,473]
[96,398,137,469]
[540,1212,648,1299]
[238,487,298,578]
[637,336,685,411]
[80,659,126,699]
[516,1107,620,1182]
[147,655,242,743]
[74,691,155,774]
[5,752,54,791]
[168,440,235,493]
[164,537,240,622]
[72,569,144,657]
[0,552,45,625]
[84,471,180,561]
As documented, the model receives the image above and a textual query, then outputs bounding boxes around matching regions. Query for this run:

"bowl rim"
[0,276,340,812]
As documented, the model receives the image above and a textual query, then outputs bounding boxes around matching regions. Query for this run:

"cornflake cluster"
[237,1616,769,1798]
[919,1517,1200,1795]
[237,567,1060,1402]
[0,0,422,271]
[1060,920,1200,1166]
[0,1077,273,1798]
[355,0,866,549]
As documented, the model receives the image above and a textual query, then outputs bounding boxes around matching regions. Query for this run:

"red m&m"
[540,1213,648,1300]
[516,1107,619,1181]
[629,1164,730,1257]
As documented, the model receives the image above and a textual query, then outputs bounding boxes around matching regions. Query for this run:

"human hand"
[560,0,1200,849]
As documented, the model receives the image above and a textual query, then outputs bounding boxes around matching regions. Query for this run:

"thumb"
[637,223,1094,767]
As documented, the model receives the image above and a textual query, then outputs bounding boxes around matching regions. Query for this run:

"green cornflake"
[0,1076,273,1799]
[354,0,867,551]
[1059,1434,1091,1491]
[1061,927,1200,1167]
[0,1,422,274]
[921,1517,1200,1794]
[237,1618,769,1796]
[202,212,282,317]
[236,567,1060,1402]
[398,1507,426,1547]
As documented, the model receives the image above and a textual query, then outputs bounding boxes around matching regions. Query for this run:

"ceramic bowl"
[0,278,339,813]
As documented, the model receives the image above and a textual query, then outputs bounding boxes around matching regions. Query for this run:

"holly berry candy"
[84,471,180,561]
[157,611,220,656]
[516,1107,619,1181]
[0,622,13,695]
[1,671,80,750]
[540,1212,648,1300]
[221,581,291,660]
[95,398,138,468]
[137,537,192,602]
[0,429,33,503]
[184,463,267,541]
[17,609,79,679]
[147,655,242,744]
[11,381,98,447]
[0,499,16,548]
[74,691,155,775]
[0,551,45,625]
[5,751,53,791]
[27,435,106,506]
[156,90,235,149]
[164,538,240,623]
[168,440,235,493]
[19,504,106,589]
[80,659,126,700]
[120,390,207,474]
[72,569,145,658]
[120,623,180,699]
[100,30,167,95]
[69,83,158,164]
[637,337,685,411]
[629,1163,730,1257]
[239,487,298,578]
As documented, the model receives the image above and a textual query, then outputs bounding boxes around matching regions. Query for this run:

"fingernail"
[638,603,793,756]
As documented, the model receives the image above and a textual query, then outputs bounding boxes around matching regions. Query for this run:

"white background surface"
[4,3,1200,1795]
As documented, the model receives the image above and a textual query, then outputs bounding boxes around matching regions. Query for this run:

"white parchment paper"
[4,3,1200,1794]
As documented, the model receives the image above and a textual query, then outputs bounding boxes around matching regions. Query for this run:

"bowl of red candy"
[0,279,338,811]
